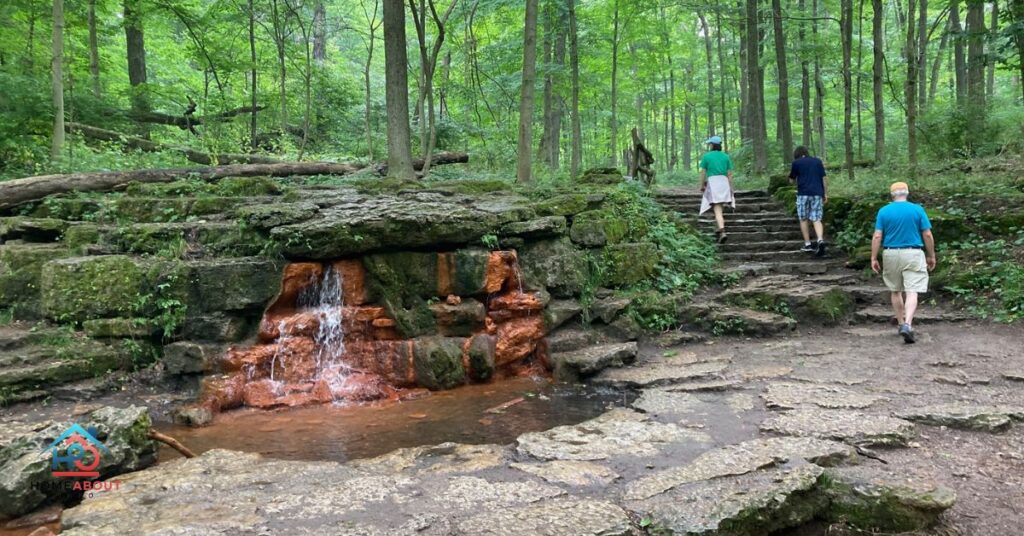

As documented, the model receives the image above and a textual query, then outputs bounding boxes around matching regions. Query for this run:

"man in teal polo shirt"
[870,182,937,344]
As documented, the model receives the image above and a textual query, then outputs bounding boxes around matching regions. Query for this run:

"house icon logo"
[47,424,110,478]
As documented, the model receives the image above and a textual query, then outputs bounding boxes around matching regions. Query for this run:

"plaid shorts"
[796,195,824,222]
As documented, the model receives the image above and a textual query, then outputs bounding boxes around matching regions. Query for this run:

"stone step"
[701,222,802,233]
[720,260,847,277]
[842,285,893,305]
[719,240,809,253]
[853,306,970,324]
[697,216,796,227]
[681,303,797,337]
[712,231,806,243]
[655,189,770,200]
[722,250,835,262]
[662,202,785,214]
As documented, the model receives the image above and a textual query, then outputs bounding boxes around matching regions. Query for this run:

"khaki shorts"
[882,249,929,293]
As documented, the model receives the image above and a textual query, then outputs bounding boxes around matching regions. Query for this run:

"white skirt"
[699,175,735,215]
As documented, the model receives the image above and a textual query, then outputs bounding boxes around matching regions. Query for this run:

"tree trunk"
[382,0,414,179]
[929,20,950,104]
[87,0,100,98]
[683,105,692,170]
[873,0,885,164]
[906,0,919,175]
[746,0,768,173]
[771,0,793,162]
[799,0,811,147]
[670,69,677,170]
[715,8,729,148]
[551,26,566,169]
[313,1,326,66]
[917,0,929,112]
[987,0,997,98]
[51,0,65,162]
[124,0,149,138]
[568,0,582,179]
[1013,0,1024,102]
[698,11,717,135]
[610,0,620,167]
[965,0,986,151]
[539,1,554,164]
[813,0,826,159]
[856,0,864,158]
[270,0,288,143]
[739,3,749,142]
[951,0,967,104]
[516,0,539,183]
[1,153,469,212]
[841,0,854,180]
[249,0,258,152]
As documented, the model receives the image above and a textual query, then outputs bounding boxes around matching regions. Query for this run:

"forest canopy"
[1,0,1023,182]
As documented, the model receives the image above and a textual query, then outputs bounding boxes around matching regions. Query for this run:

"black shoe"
[801,243,816,253]
[898,323,916,344]
[815,240,827,257]
[717,230,728,244]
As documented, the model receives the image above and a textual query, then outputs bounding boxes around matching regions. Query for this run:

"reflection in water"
[158,377,627,463]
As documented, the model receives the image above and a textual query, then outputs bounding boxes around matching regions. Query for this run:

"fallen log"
[117,105,266,131]
[68,122,281,166]
[0,152,470,212]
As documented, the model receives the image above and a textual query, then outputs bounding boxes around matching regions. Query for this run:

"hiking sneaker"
[800,243,816,253]
[898,323,916,344]
[815,240,827,257]
[717,230,728,244]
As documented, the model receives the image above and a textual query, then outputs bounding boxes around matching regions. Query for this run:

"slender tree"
[609,0,620,166]
[51,0,65,162]
[951,0,967,104]
[87,0,100,97]
[360,0,381,161]
[799,0,812,147]
[841,0,854,179]
[382,0,414,179]
[516,0,539,183]
[248,0,258,151]
[813,0,827,159]
[966,0,986,148]
[771,0,793,163]
[872,0,885,163]
[698,11,717,136]
[906,0,919,175]
[568,0,582,178]
[987,0,997,97]
[124,0,149,137]
[746,0,767,173]
[918,0,929,112]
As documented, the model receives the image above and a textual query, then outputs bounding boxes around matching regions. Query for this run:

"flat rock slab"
[824,465,957,533]
[349,442,508,475]
[510,460,620,487]
[592,360,728,388]
[631,388,703,415]
[455,499,633,536]
[662,379,743,392]
[1003,371,1024,382]
[515,408,709,461]
[551,342,637,382]
[763,382,884,409]
[896,404,1024,432]
[761,409,916,447]
[625,437,856,500]
[630,463,826,535]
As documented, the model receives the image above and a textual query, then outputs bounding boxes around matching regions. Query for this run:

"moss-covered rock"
[216,176,282,196]
[363,252,439,299]
[805,288,857,325]
[0,244,74,320]
[413,336,466,390]
[532,193,591,217]
[0,336,136,396]
[977,208,1024,235]
[106,222,268,257]
[235,202,320,230]
[449,248,491,296]
[40,256,147,322]
[82,318,154,339]
[181,313,254,343]
[569,210,628,247]
[768,174,792,195]
[467,333,496,382]
[62,224,101,252]
[773,186,798,216]
[430,298,486,337]
[822,471,956,533]
[924,208,970,243]
[181,258,284,313]
[29,198,103,221]
[577,167,624,185]
[518,237,587,298]
[500,216,567,239]
[601,243,660,287]
[0,217,68,242]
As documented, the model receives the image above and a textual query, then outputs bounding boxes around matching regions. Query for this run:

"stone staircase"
[653,187,963,338]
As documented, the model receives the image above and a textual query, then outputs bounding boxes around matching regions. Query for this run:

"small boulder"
[551,342,638,382]
[413,336,467,390]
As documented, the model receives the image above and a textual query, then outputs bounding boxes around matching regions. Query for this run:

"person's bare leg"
[890,292,906,326]
[903,291,919,328]
[713,204,725,231]
[812,221,824,242]
[799,220,811,242]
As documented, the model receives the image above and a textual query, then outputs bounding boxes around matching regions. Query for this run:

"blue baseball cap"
[705,135,722,145]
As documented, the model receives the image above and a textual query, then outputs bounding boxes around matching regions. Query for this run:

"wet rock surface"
[4,322,1023,534]
[896,403,1024,431]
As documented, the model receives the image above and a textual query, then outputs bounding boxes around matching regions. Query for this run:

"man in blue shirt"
[870,182,937,344]
[788,146,828,256]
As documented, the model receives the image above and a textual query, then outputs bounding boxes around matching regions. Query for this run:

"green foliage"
[479,233,500,250]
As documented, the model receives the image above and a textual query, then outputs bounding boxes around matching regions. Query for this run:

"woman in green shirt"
[698,136,735,243]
